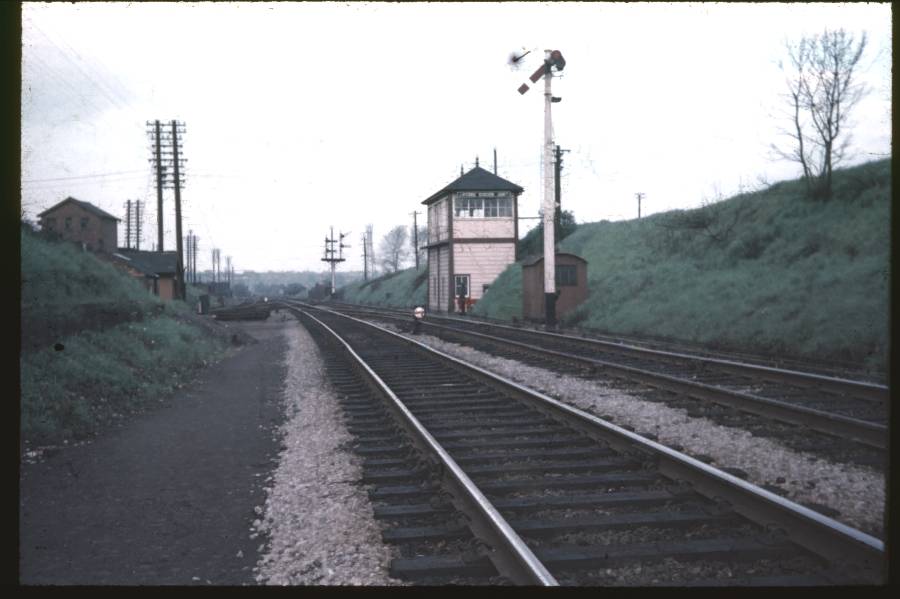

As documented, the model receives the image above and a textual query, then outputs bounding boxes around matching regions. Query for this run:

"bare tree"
[773,29,868,200]
[379,225,409,273]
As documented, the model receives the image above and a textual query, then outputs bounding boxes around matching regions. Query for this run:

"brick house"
[422,164,523,314]
[109,250,179,301]
[38,197,119,253]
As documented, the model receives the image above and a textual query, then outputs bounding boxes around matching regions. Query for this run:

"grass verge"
[21,316,230,448]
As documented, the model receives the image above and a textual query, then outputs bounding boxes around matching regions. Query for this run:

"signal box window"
[80,217,89,230]
[454,275,469,297]
[455,194,513,218]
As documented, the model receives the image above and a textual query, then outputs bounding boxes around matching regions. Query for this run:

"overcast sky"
[21,2,892,273]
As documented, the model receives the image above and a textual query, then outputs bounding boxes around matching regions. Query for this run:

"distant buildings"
[38,196,119,253]
[422,164,523,313]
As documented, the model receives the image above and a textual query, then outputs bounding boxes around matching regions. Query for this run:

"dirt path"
[19,319,289,585]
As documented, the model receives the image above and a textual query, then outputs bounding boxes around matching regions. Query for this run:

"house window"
[98,238,104,250]
[45,217,56,230]
[556,264,577,287]
[65,217,72,231]
[80,217,89,230]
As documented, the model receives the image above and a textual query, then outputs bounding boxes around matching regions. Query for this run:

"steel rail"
[319,303,886,450]
[430,313,888,402]
[294,307,558,586]
[329,302,887,402]
[417,319,887,450]
[304,304,886,582]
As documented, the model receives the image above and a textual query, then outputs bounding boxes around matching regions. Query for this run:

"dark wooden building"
[38,197,119,253]
[522,253,588,322]
[422,164,523,314]
[109,250,179,301]
[307,282,331,301]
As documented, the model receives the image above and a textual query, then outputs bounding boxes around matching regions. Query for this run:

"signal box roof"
[422,165,524,206]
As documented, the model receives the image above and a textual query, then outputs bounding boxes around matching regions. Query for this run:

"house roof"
[113,250,179,276]
[422,166,524,206]
[37,197,121,221]
[521,252,587,267]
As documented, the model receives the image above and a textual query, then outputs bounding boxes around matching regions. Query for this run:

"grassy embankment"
[20,226,231,448]
[474,159,889,371]
[337,264,428,308]
[338,160,889,371]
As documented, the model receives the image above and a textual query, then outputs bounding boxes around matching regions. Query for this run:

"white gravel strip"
[385,324,885,538]
[253,320,405,586]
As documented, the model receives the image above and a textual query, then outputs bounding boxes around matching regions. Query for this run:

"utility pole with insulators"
[185,229,193,285]
[366,224,375,278]
[170,120,186,299]
[147,119,187,299]
[134,200,143,250]
[553,145,569,246]
[212,248,220,284]
[125,200,132,249]
[517,48,566,327]
[192,234,199,283]
[147,120,165,251]
[361,232,368,280]
[636,192,645,219]
[410,211,421,269]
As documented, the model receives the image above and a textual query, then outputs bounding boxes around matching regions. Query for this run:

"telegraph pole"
[171,120,186,299]
[410,211,421,269]
[226,256,232,284]
[192,235,198,283]
[212,248,220,283]
[636,192,645,219]
[135,200,142,250]
[125,200,132,249]
[151,120,164,251]
[553,145,569,247]
[185,229,193,285]
[147,118,187,297]
[366,224,375,277]
[361,232,368,280]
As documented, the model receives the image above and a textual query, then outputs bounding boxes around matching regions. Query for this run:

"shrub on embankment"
[471,159,890,371]
[20,226,230,448]
[337,264,427,308]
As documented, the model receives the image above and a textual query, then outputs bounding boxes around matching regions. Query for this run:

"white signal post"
[518,48,566,326]
[542,49,556,328]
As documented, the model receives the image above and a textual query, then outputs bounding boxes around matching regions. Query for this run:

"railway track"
[283,302,884,586]
[317,302,887,460]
